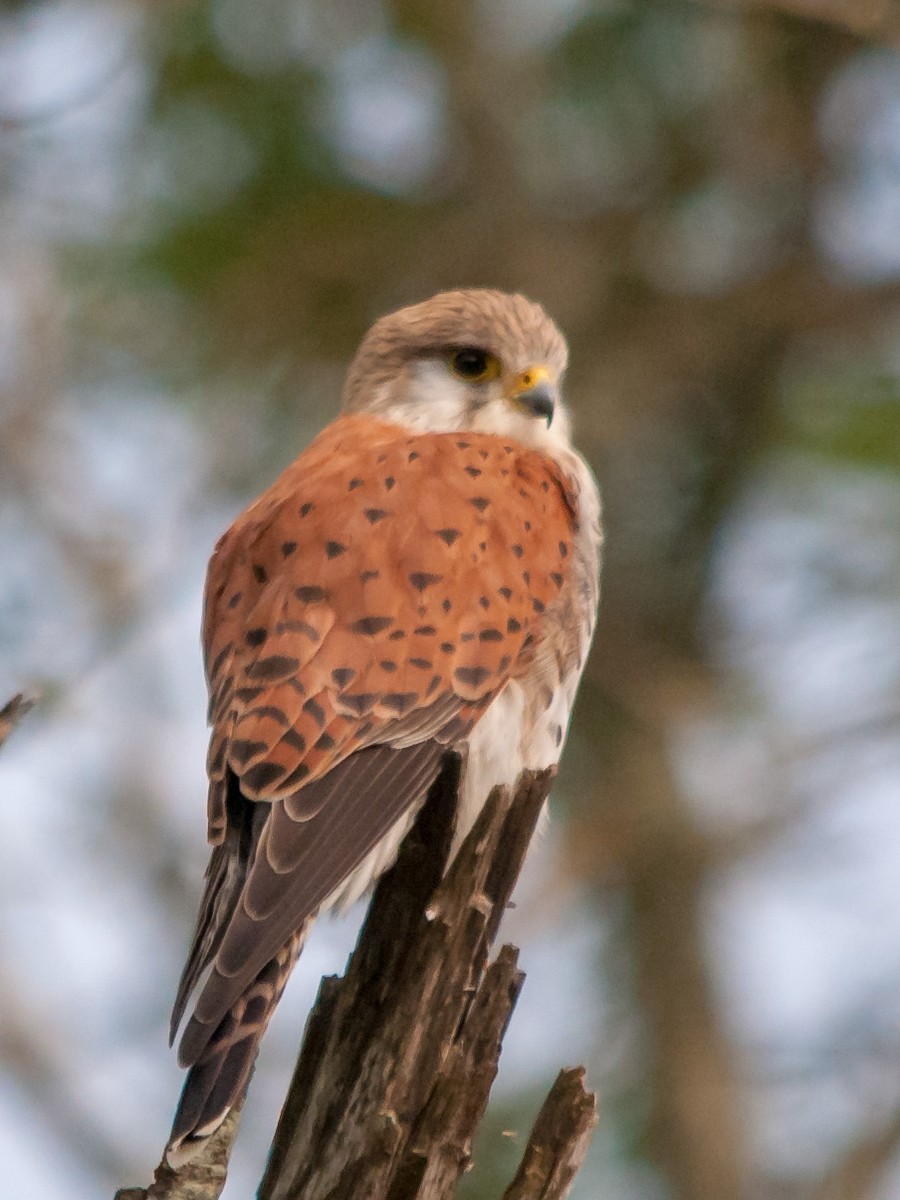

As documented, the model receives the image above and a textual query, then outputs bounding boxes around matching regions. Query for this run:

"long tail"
[165,926,306,1168]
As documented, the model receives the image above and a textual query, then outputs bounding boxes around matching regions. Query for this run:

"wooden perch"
[501,1068,597,1200]
[117,763,597,1199]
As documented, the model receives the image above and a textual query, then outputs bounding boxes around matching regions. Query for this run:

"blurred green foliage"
[4,0,900,1197]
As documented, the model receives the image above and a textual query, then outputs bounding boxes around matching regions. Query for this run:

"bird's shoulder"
[204,413,579,641]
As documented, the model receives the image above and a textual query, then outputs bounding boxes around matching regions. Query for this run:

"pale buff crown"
[341,289,573,451]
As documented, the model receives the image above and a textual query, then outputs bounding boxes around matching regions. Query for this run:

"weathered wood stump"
[117,763,597,1200]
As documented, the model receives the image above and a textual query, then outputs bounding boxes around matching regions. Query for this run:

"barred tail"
[166,927,306,1168]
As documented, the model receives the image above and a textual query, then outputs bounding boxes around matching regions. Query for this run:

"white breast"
[322,672,577,916]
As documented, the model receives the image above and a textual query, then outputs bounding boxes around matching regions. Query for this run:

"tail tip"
[165,1110,228,1170]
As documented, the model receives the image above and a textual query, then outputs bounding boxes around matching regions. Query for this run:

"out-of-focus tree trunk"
[709,0,900,45]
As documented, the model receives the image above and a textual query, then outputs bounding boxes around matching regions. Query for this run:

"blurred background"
[2,0,900,1197]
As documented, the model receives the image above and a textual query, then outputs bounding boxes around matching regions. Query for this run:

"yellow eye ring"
[449,348,501,384]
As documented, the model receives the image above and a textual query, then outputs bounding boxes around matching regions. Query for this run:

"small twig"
[501,1068,598,1200]
[0,692,35,751]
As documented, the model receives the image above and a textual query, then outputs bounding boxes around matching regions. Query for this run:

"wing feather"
[178,741,449,1064]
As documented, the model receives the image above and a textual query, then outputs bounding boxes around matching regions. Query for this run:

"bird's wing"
[175,413,579,1058]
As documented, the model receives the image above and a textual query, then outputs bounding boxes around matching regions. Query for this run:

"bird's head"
[341,289,572,451]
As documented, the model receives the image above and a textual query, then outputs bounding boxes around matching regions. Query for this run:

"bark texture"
[114,1103,244,1200]
[117,764,597,1200]
[501,1068,597,1200]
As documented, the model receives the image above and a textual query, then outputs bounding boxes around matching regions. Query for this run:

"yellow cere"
[510,364,551,395]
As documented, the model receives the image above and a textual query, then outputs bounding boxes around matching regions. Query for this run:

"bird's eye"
[449,348,500,383]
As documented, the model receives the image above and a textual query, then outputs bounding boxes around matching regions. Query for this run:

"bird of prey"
[166,288,602,1165]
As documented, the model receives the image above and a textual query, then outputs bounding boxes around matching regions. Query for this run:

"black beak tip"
[519,383,555,426]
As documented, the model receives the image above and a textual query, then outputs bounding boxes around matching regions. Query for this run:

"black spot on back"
[210,644,233,677]
[282,728,307,752]
[303,697,326,727]
[246,655,300,681]
[351,616,394,636]
[295,585,329,604]
[243,761,286,792]
[454,666,490,689]
[277,619,320,642]
[229,738,267,765]
[281,762,310,788]
[409,572,442,592]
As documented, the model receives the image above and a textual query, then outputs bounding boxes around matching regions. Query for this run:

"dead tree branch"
[117,763,597,1200]
[501,1067,598,1200]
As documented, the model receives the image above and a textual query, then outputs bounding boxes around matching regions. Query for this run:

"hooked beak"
[508,364,555,427]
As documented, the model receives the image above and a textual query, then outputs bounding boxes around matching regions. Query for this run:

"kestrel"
[166,288,602,1165]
